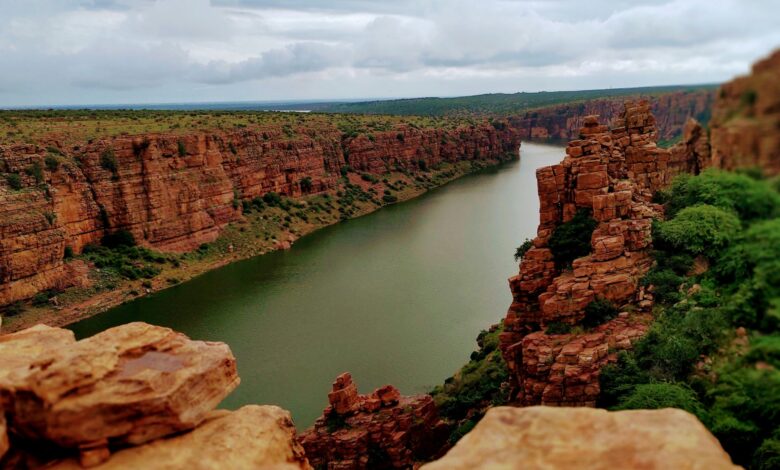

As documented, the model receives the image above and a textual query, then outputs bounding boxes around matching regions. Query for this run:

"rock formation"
[421,406,738,469]
[508,89,714,143]
[0,122,519,307]
[299,373,449,469]
[47,406,310,470]
[0,322,242,467]
[499,101,699,406]
[708,49,780,176]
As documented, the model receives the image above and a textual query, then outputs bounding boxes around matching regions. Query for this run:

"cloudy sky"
[0,0,778,107]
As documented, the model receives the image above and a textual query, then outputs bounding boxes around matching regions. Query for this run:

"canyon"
[507,88,714,144]
[0,119,520,312]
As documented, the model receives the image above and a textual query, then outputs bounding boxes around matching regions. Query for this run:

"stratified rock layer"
[508,89,714,143]
[300,373,449,469]
[500,101,697,406]
[421,406,738,470]
[48,406,311,470]
[709,49,780,176]
[0,122,519,307]
[0,322,239,465]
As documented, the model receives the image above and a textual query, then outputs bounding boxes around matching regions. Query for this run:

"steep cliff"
[0,119,519,309]
[708,49,780,175]
[508,89,714,144]
[498,101,700,406]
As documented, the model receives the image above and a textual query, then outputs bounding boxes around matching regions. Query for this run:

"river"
[70,142,564,428]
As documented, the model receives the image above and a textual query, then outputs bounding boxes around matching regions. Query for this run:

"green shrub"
[514,238,533,262]
[654,205,740,255]
[582,297,619,328]
[44,155,60,171]
[642,268,684,305]
[5,173,22,190]
[31,292,50,307]
[263,192,282,206]
[100,148,118,175]
[545,321,572,335]
[382,194,398,204]
[63,246,74,259]
[25,162,44,184]
[299,176,313,192]
[665,170,780,222]
[177,139,187,157]
[4,301,24,316]
[615,383,709,423]
[548,209,598,269]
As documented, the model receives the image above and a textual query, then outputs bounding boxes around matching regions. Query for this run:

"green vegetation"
[513,238,533,262]
[600,170,780,468]
[431,324,509,444]
[582,297,619,329]
[311,85,716,116]
[5,173,22,190]
[100,148,118,176]
[548,208,598,269]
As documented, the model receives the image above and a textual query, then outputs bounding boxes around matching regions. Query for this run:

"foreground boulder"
[422,406,738,469]
[300,372,449,469]
[48,406,311,470]
[0,322,239,466]
[0,324,76,397]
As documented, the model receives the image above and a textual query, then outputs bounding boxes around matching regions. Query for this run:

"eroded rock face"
[48,406,311,470]
[0,413,7,462]
[709,49,780,176]
[299,373,449,469]
[0,123,519,307]
[508,89,715,143]
[1,322,239,464]
[421,406,738,470]
[500,101,698,406]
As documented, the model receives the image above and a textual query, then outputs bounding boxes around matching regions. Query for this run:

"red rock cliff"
[498,101,701,406]
[0,122,520,307]
[508,89,714,144]
[708,49,780,175]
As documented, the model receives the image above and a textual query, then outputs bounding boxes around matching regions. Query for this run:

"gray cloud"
[0,0,777,107]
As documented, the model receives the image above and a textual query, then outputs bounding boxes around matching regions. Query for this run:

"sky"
[0,0,778,107]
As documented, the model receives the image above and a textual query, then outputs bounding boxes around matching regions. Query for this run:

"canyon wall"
[508,89,714,143]
[708,49,780,175]
[0,123,520,307]
[498,101,699,406]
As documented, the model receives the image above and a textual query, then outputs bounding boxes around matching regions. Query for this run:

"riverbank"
[2,155,516,334]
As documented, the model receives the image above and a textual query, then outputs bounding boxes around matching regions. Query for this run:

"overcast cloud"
[0,0,778,107]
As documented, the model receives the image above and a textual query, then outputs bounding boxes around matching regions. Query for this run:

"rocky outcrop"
[0,322,241,467]
[299,373,449,469]
[0,122,519,308]
[708,49,780,176]
[48,406,310,470]
[508,89,714,143]
[421,406,738,469]
[499,101,699,406]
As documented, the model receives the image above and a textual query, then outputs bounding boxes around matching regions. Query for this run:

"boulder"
[1,322,239,464]
[48,406,311,470]
[422,406,738,470]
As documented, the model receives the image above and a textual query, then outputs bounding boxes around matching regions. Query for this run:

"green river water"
[70,142,564,428]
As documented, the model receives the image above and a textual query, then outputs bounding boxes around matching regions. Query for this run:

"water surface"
[70,143,564,427]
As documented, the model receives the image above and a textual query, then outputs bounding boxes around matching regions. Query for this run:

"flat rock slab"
[422,406,739,470]
[2,322,239,452]
[49,405,311,470]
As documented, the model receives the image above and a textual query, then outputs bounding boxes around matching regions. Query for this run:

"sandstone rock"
[46,406,311,470]
[0,324,76,398]
[0,122,520,308]
[1,322,239,463]
[422,406,738,470]
[501,102,688,406]
[300,374,449,469]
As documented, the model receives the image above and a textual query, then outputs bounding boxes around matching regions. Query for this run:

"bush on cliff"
[548,208,598,269]
[431,324,509,443]
[582,297,619,328]
[654,205,741,256]
[600,170,780,468]
[5,173,22,190]
[514,238,533,262]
